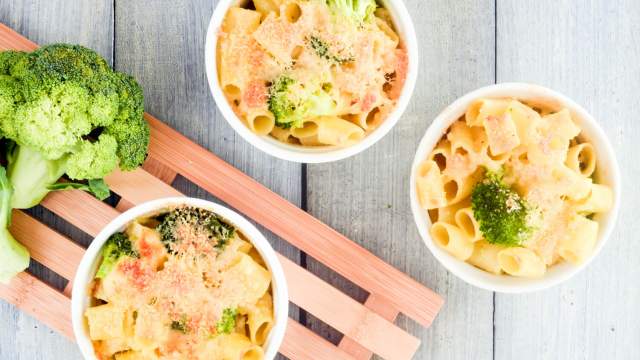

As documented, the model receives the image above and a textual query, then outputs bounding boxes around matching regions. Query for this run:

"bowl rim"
[71,197,289,360]
[409,82,622,293]
[204,0,419,163]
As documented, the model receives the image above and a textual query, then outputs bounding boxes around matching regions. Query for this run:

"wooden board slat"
[41,189,120,237]
[0,23,37,51]
[116,158,179,212]
[282,320,355,360]
[0,272,73,340]
[10,211,84,281]
[279,254,419,360]
[337,294,400,360]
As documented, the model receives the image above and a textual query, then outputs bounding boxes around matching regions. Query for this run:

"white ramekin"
[205,0,418,163]
[409,83,621,293]
[72,197,289,360]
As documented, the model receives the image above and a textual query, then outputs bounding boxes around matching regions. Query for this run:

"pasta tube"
[430,222,474,260]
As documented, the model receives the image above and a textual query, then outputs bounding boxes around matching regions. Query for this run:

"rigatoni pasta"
[416,98,613,278]
[217,0,408,147]
[85,205,274,359]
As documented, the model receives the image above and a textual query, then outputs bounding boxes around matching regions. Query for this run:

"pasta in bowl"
[72,197,288,360]
[410,83,620,293]
[205,0,418,162]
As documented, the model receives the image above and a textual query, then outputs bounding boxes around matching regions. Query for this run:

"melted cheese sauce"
[218,0,408,146]
[88,209,273,359]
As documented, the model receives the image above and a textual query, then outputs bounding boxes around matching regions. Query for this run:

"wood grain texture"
[305,0,496,358]
[9,211,84,281]
[494,1,640,359]
[338,294,400,359]
[0,1,113,358]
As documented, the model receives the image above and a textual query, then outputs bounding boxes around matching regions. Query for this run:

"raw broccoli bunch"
[326,0,377,23]
[156,206,236,253]
[0,44,149,283]
[0,44,149,208]
[267,75,334,129]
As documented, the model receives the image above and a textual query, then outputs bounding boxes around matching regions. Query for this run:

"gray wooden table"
[1,0,638,359]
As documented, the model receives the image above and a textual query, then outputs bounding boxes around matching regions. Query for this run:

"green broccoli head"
[267,75,335,129]
[326,0,377,23]
[66,133,118,180]
[0,44,149,208]
[156,206,235,253]
[471,170,532,246]
[216,307,238,335]
[6,44,145,164]
[95,232,139,279]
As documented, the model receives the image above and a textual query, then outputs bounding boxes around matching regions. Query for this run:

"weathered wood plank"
[305,0,496,358]
[0,0,113,358]
[494,1,640,359]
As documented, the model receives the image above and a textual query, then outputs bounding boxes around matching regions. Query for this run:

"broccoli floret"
[326,0,377,23]
[10,44,119,124]
[66,134,118,180]
[0,50,26,75]
[471,170,532,246]
[170,314,190,333]
[0,44,150,209]
[308,36,353,64]
[0,75,22,138]
[216,307,238,335]
[13,82,93,159]
[95,232,138,279]
[267,75,335,129]
[104,72,149,170]
[156,206,235,253]
[0,166,29,284]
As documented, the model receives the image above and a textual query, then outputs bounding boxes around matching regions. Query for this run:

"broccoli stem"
[7,145,66,209]
[0,166,29,283]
